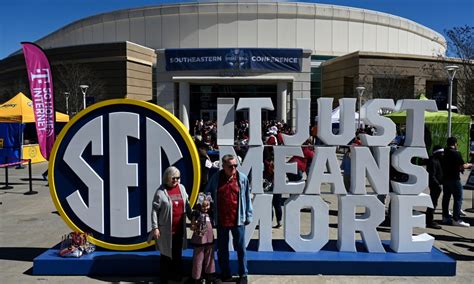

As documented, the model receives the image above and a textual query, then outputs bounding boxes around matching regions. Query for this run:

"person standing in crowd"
[149,166,192,283]
[198,143,213,192]
[442,137,472,227]
[276,122,285,145]
[425,145,444,229]
[310,121,318,145]
[265,127,278,146]
[340,147,352,191]
[264,153,282,228]
[190,193,216,283]
[205,154,253,284]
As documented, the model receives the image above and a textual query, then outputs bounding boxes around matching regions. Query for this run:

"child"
[190,193,215,283]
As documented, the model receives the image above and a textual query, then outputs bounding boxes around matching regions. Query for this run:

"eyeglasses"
[171,176,180,180]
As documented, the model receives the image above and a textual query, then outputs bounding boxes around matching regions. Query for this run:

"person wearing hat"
[425,145,444,229]
[266,128,278,146]
[441,137,472,227]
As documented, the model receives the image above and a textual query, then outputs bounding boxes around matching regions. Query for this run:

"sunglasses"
[171,176,180,180]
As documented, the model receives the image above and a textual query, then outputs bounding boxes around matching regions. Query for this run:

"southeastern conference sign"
[51,97,439,254]
[49,100,200,250]
[165,48,302,72]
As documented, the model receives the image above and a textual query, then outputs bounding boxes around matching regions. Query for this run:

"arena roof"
[32,1,446,57]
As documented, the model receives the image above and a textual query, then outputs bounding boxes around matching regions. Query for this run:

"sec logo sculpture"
[49,99,200,250]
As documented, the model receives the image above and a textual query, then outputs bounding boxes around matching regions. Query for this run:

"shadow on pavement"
[429,233,473,243]
[90,276,161,283]
[0,182,27,186]
[23,267,33,276]
[0,191,31,195]
[440,247,474,261]
[0,247,47,262]
[20,178,46,182]
[453,242,474,252]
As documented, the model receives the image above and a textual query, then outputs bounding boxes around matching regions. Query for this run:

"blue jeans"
[442,180,463,221]
[217,225,247,277]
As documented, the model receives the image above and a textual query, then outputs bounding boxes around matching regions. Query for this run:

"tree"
[369,66,413,101]
[445,25,474,115]
[359,64,414,114]
[54,63,104,116]
[0,77,29,102]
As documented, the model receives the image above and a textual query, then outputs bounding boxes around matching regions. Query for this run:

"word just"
[216,97,438,254]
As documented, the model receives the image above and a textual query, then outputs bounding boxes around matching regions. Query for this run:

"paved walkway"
[0,162,472,283]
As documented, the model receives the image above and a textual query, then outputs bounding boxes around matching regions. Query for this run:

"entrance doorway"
[200,110,217,121]
[189,84,277,122]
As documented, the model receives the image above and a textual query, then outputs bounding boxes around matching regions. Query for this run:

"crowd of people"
[193,119,313,231]
[191,119,294,152]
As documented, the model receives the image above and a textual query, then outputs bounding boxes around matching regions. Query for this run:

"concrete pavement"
[0,161,472,283]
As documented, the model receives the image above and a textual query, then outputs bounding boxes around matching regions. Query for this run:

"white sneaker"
[452,220,470,227]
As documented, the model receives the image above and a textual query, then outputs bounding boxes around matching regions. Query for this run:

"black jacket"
[442,147,465,181]
[427,154,443,187]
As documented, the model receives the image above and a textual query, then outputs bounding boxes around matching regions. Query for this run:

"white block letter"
[390,193,434,252]
[273,146,305,194]
[317,98,356,146]
[306,146,346,194]
[245,194,273,251]
[337,195,385,253]
[350,146,390,195]
[284,195,329,252]
[391,147,428,195]
[217,98,235,146]
[359,99,396,146]
[282,98,310,146]
[397,99,437,147]
[237,98,274,146]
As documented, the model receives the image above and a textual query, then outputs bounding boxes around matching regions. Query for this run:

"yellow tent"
[0,92,69,123]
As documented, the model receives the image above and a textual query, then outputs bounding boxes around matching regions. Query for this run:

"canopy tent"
[329,106,359,124]
[0,92,69,123]
[314,106,360,124]
[385,110,471,160]
[0,92,69,163]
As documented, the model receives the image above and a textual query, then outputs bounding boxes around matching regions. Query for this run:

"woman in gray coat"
[150,166,192,283]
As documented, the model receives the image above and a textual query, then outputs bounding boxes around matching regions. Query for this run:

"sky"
[0,0,473,59]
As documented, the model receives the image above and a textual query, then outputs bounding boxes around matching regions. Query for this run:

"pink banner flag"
[22,42,55,160]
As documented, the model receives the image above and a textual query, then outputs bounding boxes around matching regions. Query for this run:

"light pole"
[445,65,459,137]
[356,86,365,130]
[79,84,89,110]
[64,92,69,116]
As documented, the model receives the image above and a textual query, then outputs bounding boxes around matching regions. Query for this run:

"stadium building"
[0,1,462,128]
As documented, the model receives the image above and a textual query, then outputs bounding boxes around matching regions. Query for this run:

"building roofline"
[31,1,445,55]
[321,51,471,66]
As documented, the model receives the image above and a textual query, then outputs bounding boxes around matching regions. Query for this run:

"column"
[179,82,190,130]
[277,81,287,122]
